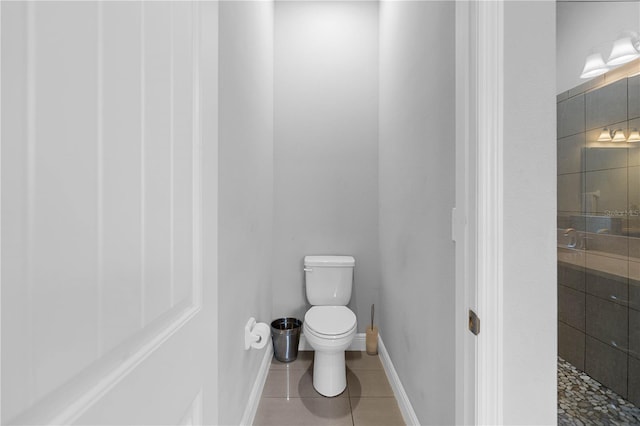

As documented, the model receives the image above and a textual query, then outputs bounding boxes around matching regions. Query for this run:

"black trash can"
[271,318,302,363]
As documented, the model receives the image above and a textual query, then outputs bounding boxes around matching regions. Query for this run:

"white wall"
[503,1,557,424]
[272,1,379,330]
[557,1,640,93]
[218,1,274,424]
[378,1,456,424]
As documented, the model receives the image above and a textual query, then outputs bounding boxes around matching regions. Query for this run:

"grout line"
[0,0,2,420]
[569,165,631,173]
[627,76,631,399]
[347,358,354,425]
[349,395,355,426]
[26,1,37,405]
[169,1,175,308]
[139,1,146,328]
[583,81,587,226]
[96,0,104,359]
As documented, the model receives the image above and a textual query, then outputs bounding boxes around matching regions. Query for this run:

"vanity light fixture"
[612,129,627,142]
[580,32,639,79]
[580,53,609,79]
[627,128,640,142]
[606,36,640,66]
[597,127,613,142]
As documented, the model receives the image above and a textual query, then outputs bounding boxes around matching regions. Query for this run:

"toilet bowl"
[304,305,357,397]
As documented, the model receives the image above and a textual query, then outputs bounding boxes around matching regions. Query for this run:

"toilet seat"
[304,306,357,338]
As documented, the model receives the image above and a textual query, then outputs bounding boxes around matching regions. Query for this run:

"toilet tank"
[304,255,355,306]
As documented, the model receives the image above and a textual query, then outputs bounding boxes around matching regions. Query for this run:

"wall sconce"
[597,127,613,142]
[628,128,640,143]
[607,36,640,66]
[580,53,609,79]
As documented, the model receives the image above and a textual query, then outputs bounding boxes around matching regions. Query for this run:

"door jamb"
[455,1,505,425]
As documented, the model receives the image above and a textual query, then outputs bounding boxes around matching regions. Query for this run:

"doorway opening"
[556,2,640,422]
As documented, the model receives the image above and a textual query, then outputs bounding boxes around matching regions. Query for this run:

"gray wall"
[503,2,557,424]
[378,1,455,424]
[272,1,380,330]
[218,1,274,424]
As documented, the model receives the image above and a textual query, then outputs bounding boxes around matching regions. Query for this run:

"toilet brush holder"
[366,326,378,355]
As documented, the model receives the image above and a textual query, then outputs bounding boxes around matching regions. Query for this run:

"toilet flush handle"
[304,268,313,272]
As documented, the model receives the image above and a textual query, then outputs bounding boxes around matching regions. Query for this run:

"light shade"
[597,128,612,142]
[606,37,640,66]
[581,53,609,79]
[612,129,627,142]
[628,128,640,142]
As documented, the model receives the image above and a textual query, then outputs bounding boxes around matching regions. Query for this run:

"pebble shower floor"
[558,357,640,425]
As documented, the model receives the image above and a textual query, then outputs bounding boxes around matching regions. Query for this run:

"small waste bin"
[271,318,302,363]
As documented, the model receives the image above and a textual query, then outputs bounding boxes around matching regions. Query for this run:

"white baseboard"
[239,340,273,426]
[298,332,366,351]
[378,335,420,426]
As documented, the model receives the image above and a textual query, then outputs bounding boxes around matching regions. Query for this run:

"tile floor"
[253,351,405,426]
[558,357,640,425]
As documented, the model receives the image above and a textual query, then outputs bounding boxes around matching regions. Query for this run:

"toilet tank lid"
[304,255,355,267]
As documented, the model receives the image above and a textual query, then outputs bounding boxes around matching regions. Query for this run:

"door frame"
[455,1,505,425]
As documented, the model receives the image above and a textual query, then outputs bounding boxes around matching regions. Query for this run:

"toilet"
[303,255,357,397]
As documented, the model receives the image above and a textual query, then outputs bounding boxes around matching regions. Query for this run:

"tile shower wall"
[557,69,640,405]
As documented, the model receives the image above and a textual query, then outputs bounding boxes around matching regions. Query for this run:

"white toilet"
[303,255,357,397]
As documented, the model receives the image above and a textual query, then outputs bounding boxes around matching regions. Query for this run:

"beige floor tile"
[346,351,383,370]
[351,397,405,426]
[262,367,347,398]
[271,351,314,370]
[253,397,353,426]
[347,368,394,397]
[257,352,403,425]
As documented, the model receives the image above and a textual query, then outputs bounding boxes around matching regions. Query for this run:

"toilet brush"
[366,304,378,355]
[371,304,374,330]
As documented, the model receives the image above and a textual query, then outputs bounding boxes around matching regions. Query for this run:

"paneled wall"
[1,2,204,422]
[557,65,640,405]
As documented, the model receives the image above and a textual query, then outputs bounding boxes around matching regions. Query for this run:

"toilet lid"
[304,306,357,336]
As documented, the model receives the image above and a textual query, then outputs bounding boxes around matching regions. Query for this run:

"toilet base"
[312,351,347,397]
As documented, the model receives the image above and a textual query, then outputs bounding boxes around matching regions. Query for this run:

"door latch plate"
[468,309,480,335]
